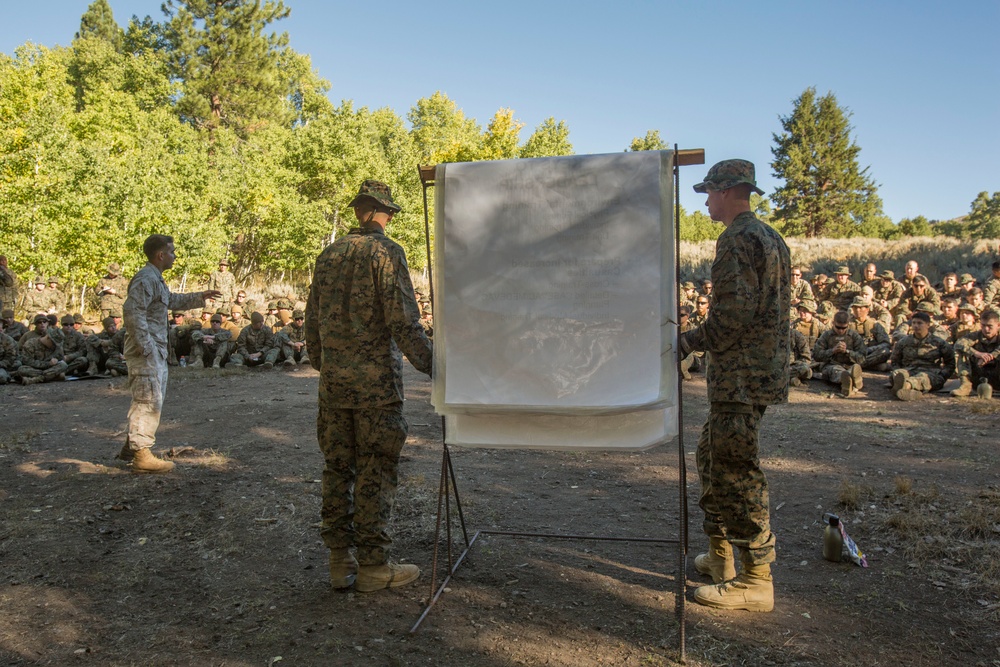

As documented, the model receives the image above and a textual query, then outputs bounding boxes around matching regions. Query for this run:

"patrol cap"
[348,179,402,212]
[850,297,871,308]
[33,314,48,324]
[250,312,265,324]
[34,275,44,284]
[812,273,828,282]
[692,159,765,195]
[277,298,292,309]
[46,314,57,326]
[1,309,13,319]
[47,276,59,284]
[267,301,278,310]
[60,315,75,325]
[834,266,851,275]
[796,300,817,313]
[108,262,121,274]
[682,281,696,290]
[216,308,227,315]
[211,314,223,323]
[219,259,229,266]
[915,301,938,314]
[879,270,895,280]
[292,309,304,319]
[110,311,122,318]
[959,273,975,284]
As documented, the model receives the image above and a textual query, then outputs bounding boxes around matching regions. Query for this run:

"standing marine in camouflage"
[305,179,433,593]
[0,255,18,315]
[22,278,49,317]
[207,260,237,309]
[0,321,21,384]
[96,263,129,320]
[678,160,790,612]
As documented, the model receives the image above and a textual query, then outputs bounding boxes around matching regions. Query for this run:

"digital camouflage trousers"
[696,401,776,565]
[317,402,408,565]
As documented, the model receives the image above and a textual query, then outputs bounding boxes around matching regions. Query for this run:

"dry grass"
[894,475,913,495]
[680,236,1000,284]
[0,429,39,453]
[967,399,1000,414]
[838,479,872,510]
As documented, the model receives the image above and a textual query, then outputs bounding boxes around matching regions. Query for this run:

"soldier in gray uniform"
[189,314,233,368]
[813,311,866,397]
[231,312,279,369]
[890,311,954,401]
[305,179,433,593]
[678,160,789,612]
[278,309,309,367]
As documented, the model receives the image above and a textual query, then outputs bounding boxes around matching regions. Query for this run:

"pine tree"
[161,0,297,135]
[771,87,885,237]
[76,0,123,50]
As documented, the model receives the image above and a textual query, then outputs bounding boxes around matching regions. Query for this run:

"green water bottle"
[823,513,844,563]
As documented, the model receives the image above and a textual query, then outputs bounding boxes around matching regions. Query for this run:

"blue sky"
[3,0,998,222]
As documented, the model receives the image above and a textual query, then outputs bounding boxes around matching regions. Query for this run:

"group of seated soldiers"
[679,260,1000,401]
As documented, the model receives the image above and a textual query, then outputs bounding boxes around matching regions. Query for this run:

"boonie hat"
[835,266,851,275]
[850,297,871,308]
[959,273,975,284]
[108,262,121,274]
[692,159,765,195]
[879,270,895,280]
[348,179,402,212]
[796,300,817,313]
[33,314,48,324]
[957,302,978,315]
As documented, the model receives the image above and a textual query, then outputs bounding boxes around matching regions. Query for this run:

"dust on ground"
[1,364,998,667]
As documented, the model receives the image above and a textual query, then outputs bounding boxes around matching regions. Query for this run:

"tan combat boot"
[895,380,923,401]
[693,561,773,612]
[355,562,420,593]
[132,448,175,473]
[21,376,43,386]
[694,537,736,583]
[950,375,973,397]
[850,363,863,391]
[329,548,358,589]
[890,369,909,395]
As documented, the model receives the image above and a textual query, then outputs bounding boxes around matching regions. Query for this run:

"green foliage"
[407,91,482,164]
[965,191,1000,239]
[627,130,667,152]
[76,0,123,50]
[479,108,524,161]
[771,87,885,237]
[896,215,935,237]
[161,0,299,134]
[679,206,724,242]
[519,117,573,158]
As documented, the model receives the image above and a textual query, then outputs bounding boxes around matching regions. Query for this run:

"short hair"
[981,309,999,324]
[942,296,959,307]
[968,287,984,298]
[911,311,931,323]
[992,261,1000,271]
[143,234,174,260]
[943,272,957,281]
[833,311,850,326]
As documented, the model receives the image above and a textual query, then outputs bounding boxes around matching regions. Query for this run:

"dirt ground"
[1,363,998,667]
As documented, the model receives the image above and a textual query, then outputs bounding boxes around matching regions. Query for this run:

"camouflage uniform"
[982,276,1000,307]
[22,284,49,317]
[122,262,207,452]
[848,315,891,369]
[207,263,237,308]
[2,310,28,343]
[59,319,91,376]
[17,334,68,383]
[788,327,812,385]
[0,263,18,315]
[872,275,904,312]
[96,265,129,320]
[278,311,309,365]
[891,333,954,393]
[895,284,941,322]
[680,197,790,565]
[44,279,66,314]
[231,321,279,367]
[190,322,233,368]
[789,279,813,306]
[828,268,862,311]
[305,179,433,567]
[954,330,1000,391]
[0,331,20,384]
[167,315,201,365]
[813,327,866,386]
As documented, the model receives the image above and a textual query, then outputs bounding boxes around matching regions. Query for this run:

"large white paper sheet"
[433,151,675,414]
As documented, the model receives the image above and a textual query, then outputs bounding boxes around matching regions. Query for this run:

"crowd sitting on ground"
[0,258,434,386]
[679,259,1000,401]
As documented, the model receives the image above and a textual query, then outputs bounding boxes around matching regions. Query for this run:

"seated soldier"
[189,314,233,369]
[892,302,943,344]
[276,298,294,327]
[229,304,248,332]
[889,311,954,401]
[167,311,190,366]
[794,300,826,353]
[873,270,904,313]
[813,311,866,397]
[966,287,986,315]
[848,297,891,370]
[264,301,280,332]
[950,302,980,346]
[680,281,699,310]
[951,309,1000,397]
[958,273,977,299]
[811,274,830,302]
[278,309,309,367]
[1,309,28,342]
[940,272,962,300]
[86,316,124,376]
[59,314,90,376]
[0,320,21,384]
[678,305,699,380]
[231,312,279,369]
[938,297,960,330]
[217,308,241,336]
[788,324,812,387]
[859,285,892,328]
[18,315,69,385]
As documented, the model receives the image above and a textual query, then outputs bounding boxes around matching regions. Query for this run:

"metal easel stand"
[410,152,705,664]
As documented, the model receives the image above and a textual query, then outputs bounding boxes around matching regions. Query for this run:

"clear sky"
[3,0,998,223]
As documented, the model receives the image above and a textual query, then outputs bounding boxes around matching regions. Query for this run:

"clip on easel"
[411,148,706,664]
